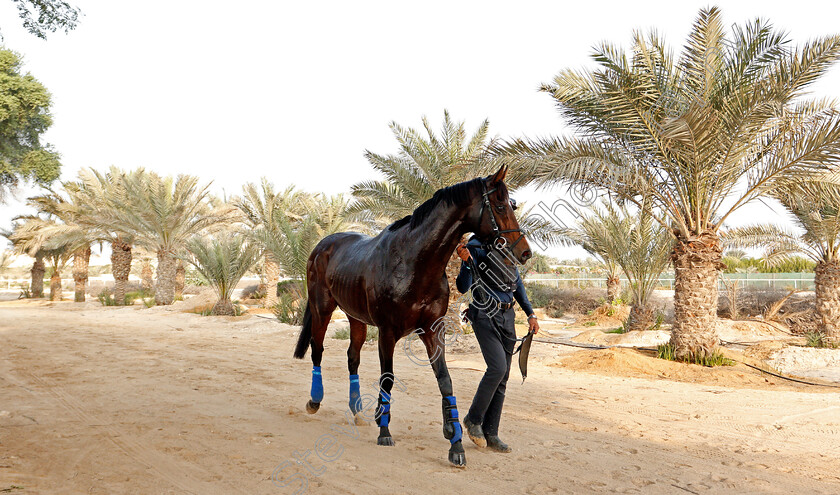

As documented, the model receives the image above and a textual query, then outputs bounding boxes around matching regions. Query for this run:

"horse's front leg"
[421,327,466,467]
[375,330,397,446]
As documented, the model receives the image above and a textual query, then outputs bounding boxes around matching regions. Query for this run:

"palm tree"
[235,180,310,307]
[493,7,840,358]
[260,193,359,322]
[8,217,73,301]
[52,168,141,305]
[555,202,624,302]
[350,110,558,303]
[727,181,840,341]
[2,228,44,297]
[600,203,673,331]
[24,186,98,302]
[111,171,234,305]
[561,201,672,328]
[182,234,260,315]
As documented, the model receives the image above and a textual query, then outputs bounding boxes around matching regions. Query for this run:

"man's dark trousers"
[466,305,515,436]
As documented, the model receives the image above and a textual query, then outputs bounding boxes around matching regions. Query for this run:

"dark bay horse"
[293,165,531,466]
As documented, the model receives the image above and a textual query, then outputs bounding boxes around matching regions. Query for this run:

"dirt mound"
[174,289,217,312]
[768,346,840,383]
[553,347,824,391]
[570,329,669,347]
[716,318,792,343]
[574,303,629,328]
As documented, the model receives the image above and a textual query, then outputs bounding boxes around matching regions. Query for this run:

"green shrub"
[804,331,837,348]
[652,310,665,330]
[656,343,735,367]
[99,288,146,306]
[274,292,305,325]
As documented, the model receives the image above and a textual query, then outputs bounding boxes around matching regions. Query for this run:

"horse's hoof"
[448,451,467,467]
[354,413,367,426]
[306,400,321,414]
[377,436,395,446]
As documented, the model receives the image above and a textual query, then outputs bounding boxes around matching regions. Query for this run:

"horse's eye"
[495,205,505,211]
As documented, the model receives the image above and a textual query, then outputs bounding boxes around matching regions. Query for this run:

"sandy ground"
[2,300,840,495]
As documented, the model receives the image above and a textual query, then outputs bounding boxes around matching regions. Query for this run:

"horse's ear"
[489,164,508,184]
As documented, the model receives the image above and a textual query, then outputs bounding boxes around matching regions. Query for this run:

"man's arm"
[455,260,472,294]
[513,271,534,316]
[513,270,540,334]
[455,243,473,294]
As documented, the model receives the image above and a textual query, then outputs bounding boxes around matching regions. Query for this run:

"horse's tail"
[293,301,313,359]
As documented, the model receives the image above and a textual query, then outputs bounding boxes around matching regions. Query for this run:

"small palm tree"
[2,229,43,297]
[562,201,672,328]
[259,193,359,322]
[235,180,310,307]
[556,201,624,302]
[601,204,673,331]
[8,217,73,300]
[182,234,260,315]
[112,171,235,305]
[24,185,98,302]
[493,7,840,358]
[727,181,840,341]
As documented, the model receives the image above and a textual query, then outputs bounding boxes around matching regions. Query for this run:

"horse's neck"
[399,201,473,279]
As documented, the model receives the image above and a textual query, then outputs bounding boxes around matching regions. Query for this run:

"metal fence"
[524,272,816,291]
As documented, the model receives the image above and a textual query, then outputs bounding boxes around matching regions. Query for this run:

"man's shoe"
[463,416,487,447]
[486,435,512,453]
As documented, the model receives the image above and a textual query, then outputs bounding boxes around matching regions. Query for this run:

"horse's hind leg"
[305,284,337,414]
[421,322,466,467]
[346,317,367,425]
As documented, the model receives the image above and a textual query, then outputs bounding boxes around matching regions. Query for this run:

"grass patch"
[333,325,379,341]
[98,289,151,306]
[603,328,623,334]
[804,331,838,349]
[656,343,735,367]
[583,321,597,327]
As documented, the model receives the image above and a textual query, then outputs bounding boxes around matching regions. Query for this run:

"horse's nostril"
[521,250,532,262]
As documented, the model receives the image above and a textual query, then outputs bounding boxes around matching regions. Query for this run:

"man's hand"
[527,315,539,335]
[456,242,471,262]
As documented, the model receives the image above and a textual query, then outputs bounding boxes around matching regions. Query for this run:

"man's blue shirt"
[455,238,534,316]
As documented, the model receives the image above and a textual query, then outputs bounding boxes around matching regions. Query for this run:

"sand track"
[1,302,839,494]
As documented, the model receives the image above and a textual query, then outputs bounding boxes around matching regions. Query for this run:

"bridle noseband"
[478,180,526,256]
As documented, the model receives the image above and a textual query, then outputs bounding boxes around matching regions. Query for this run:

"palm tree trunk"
[72,246,91,302]
[669,231,722,359]
[606,275,620,303]
[263,255,280,308]
[155,250,177,305]
[50,272,62,301]
[626,304,655,332]
[175,259,185,299]
[111,238,133,306]
[30,253,45,298]
[815,260,840,342]
[212,298,235,316]
[140,260,153,291]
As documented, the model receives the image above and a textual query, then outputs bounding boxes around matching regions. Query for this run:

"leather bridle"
[478,180,526,257]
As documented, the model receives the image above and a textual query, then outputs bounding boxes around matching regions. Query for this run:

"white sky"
[2,0,840,261]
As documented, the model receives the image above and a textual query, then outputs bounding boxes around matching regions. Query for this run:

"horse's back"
[307,231,386,324]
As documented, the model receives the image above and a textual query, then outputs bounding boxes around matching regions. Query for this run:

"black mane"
[387,178,484,231]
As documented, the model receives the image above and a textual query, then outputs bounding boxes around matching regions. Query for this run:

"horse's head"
[473,165,532,264]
